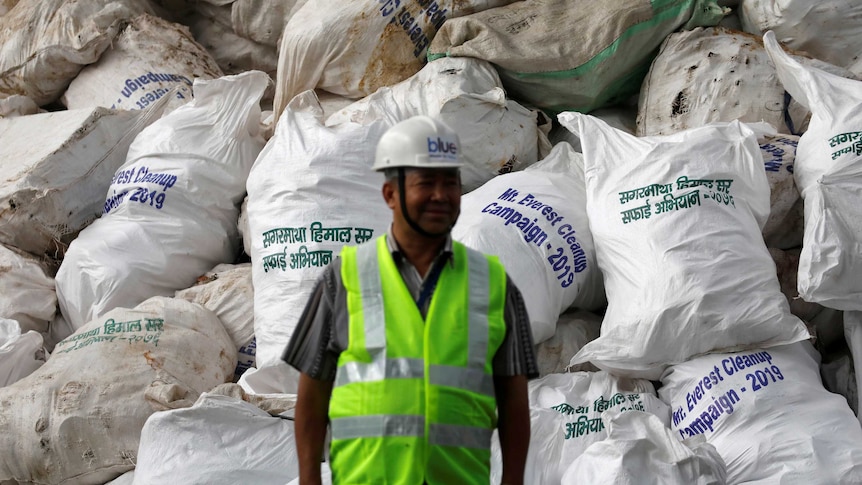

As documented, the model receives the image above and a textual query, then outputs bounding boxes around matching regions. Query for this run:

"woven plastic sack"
[558,112,809,379]
[428,0,726,115]
[561,410,727,485]
[764,31,862,310]
[660,341,862,484]
[0,318,47,388]
[61,14,223,111]
[175,263,256,382]
[0,0,154,105]
[326,56,544,193]
[0,105,163,262]
[741,0,862,71]
[452,142,603,343]
[0,296,235,485]
[0,243,56,334]
[273,0,516,119]
[56,71,267,330]
[490,371,669,485]
[246,90,391,391]
[535,310,602,377]
[133,393,299,485]
[637,27,859,138]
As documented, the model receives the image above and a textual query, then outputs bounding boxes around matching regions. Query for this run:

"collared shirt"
[283,232,539,381]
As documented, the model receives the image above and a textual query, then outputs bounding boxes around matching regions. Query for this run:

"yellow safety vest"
[330,235,507,484]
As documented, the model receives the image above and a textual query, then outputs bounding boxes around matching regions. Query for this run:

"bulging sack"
[0,318,48,388]
[0,0,154,105]
[452,142,603,343]
[133,393,299,485]
[61,14,223,111]
[660,341,862,484]
[326,56,544,193]
[273,0,515,118]
[0,296,236,485]
[637,27,858,138]
[0,243,56,334]
[429,0,725,115]
[246,90,391,386]
[490,371,669,485]
[56,72,267,330]
[0,106,162,262]
[559,112,809,379]
[741,0,862,71]
[561,410,727,485]
[764,31,862,310]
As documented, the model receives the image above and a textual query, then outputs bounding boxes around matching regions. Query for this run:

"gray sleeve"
[281,261,342,381]
[492,274,540,379]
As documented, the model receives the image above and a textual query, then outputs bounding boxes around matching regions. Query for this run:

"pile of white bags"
[184,4,279,81]
[452,142,603,343]
[327,56,546,193]
[0,318,47,387]
[61,13,223,111]
[491,371,669,485]
[246,90,391,391]
[273,0,515,118]
[562,410,727,484]
[0,296,236,485]
[0,106,162,262]
[559,111,809,379]
[637,27,858,137]
[133,393,299,485]
[428,0,726,114]
[0,0,154,105]
[764,31,862,311]
[740,0,862,71]
[56,71,267,330]
[660,341,862,483]
[175,263,256,381]
[0,243,56,334]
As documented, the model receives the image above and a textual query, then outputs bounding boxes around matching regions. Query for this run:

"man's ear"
[382,180,397,210]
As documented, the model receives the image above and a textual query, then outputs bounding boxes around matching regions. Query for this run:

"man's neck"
[390,226,447,278]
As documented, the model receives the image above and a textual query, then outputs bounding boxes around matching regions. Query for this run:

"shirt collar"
[385,225,454,267]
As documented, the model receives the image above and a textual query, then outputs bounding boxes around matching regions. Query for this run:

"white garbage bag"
[133,393,299,485]
[61,14,223,111]
[0,243,56,334]
[558,112,809,379]
[230,0,307,47]
[659,341,862,484]
[273,0,516,118]
[561,410,727,485]
[246,90,391,391]
[491,371,669,485]
[0,318,47,387]
[0,0,154,105]
[0,296,236,485]
[326,56,544,193]
[175,263,256,382]
[452,142,603,343]
[764,31,862,310]
[741,0,862,71]
[56,71,267,330]
[0,106,163,262]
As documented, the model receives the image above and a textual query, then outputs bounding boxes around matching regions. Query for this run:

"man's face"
[384,168,461,237]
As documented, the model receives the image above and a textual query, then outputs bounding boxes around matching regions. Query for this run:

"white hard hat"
[373,116,462,172]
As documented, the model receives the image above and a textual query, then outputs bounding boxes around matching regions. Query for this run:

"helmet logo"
[427,137,458,160]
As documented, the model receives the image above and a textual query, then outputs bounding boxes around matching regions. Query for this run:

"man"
[284,115,538,484]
